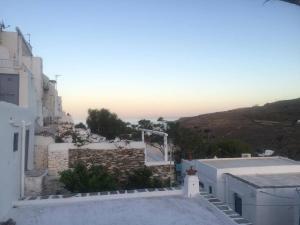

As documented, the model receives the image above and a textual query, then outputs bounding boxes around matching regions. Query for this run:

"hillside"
[179,98,300,159]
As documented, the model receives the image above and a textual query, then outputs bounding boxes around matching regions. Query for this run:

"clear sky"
[2,0,300,122]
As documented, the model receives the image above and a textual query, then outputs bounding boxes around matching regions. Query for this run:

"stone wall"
[48,147,69,176]
[149,164,175,183]
[69,148,145,181]
[47,143,175,184]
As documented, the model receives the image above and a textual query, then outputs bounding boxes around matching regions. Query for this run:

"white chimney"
[184,166,199,198]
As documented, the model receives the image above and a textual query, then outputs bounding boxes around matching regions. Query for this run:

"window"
[0,74,20,105]
[209,186,212,194]
[13,133,19,152]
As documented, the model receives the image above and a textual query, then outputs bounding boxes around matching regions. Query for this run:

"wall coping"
[145,161,174,166]
[14,187,182,207]
[48,142,145,152]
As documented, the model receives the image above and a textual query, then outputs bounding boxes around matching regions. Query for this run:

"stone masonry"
[69,148,145,181]
[149,164,175,183]
[48,148,68,176]
[47,143,175,185]
[34,136,54,170]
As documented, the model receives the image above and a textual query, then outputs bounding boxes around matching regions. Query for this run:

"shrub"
[60,164,168,193]
[74,122,87,129]
[59,163,117,193]
[126,166,166,189]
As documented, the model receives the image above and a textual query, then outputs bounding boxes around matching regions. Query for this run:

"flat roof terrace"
[228,173,300,188]
[199,157,299,169]
[7,196,224,225]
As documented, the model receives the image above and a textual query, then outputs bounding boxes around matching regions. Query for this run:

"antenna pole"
[0,20,10,32]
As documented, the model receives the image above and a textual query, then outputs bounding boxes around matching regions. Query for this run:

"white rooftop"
[7,196,223,225]
[199,157,299,169]
[231,173,300,188]
[48,141,145,151]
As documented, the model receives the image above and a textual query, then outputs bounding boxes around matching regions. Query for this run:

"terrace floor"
[7,195,223,225]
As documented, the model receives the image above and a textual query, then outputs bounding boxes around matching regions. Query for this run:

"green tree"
[167,122,252,160]
[215,139,252,158]
[74,122,87,129]
[126,166,164,189]
[86,108,126,139]
[157,117,164,122]
[138,119,153,130]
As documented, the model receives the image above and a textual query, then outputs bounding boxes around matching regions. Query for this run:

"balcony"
[0,59,18,69]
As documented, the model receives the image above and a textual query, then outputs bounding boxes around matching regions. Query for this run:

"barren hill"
[179,98,300,159]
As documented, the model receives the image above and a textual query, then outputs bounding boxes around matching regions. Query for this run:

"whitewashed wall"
[226,175,299,225]
[255,187,297,225]
[225,174,258,224]
[0,102,34,220]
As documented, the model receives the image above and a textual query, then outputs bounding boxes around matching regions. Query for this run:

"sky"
[2,0,300,122]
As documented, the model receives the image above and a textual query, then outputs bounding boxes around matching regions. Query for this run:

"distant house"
[182,156,300,225]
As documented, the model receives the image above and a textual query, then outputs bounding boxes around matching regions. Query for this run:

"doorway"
[25,129,29,171]
[234,193,242,216]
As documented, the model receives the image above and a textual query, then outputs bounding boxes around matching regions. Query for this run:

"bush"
[74,122,87,129]
[59,164,168,193]
[126,166,166,189]
[59,163,117,193]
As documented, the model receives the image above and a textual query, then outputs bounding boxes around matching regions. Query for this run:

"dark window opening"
[0,74,19,105]
[13,133,19,152]
[199,182,204,188]
[209,186,212,194]
[234,193,242,216]
[25,129,30,171]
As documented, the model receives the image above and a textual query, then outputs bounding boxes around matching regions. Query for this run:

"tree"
[138,119,153,130]
[157,117,164,122]
[74,122,87,129]
[126,167,164,189]
[86,108,126,139]
[215,139,252,158]
[167,122,253,160]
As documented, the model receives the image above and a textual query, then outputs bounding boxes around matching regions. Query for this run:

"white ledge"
[145,161,174,166]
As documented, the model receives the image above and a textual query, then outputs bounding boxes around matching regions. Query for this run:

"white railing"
[0,59,18,68]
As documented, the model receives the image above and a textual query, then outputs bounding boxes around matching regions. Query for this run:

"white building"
[2,173,253,225]
[0,102,35,220]
[182,156,300,225]
[0,26,67,220]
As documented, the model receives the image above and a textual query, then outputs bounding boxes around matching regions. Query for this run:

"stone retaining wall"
[149,164,175,183]
[48,143,175,184]
[48,149,69,176]
[69,148,145,181]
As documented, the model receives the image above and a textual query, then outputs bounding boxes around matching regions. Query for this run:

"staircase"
[200,191,253,225]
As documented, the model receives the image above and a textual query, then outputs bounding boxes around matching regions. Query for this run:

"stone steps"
[200,191,253,225]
